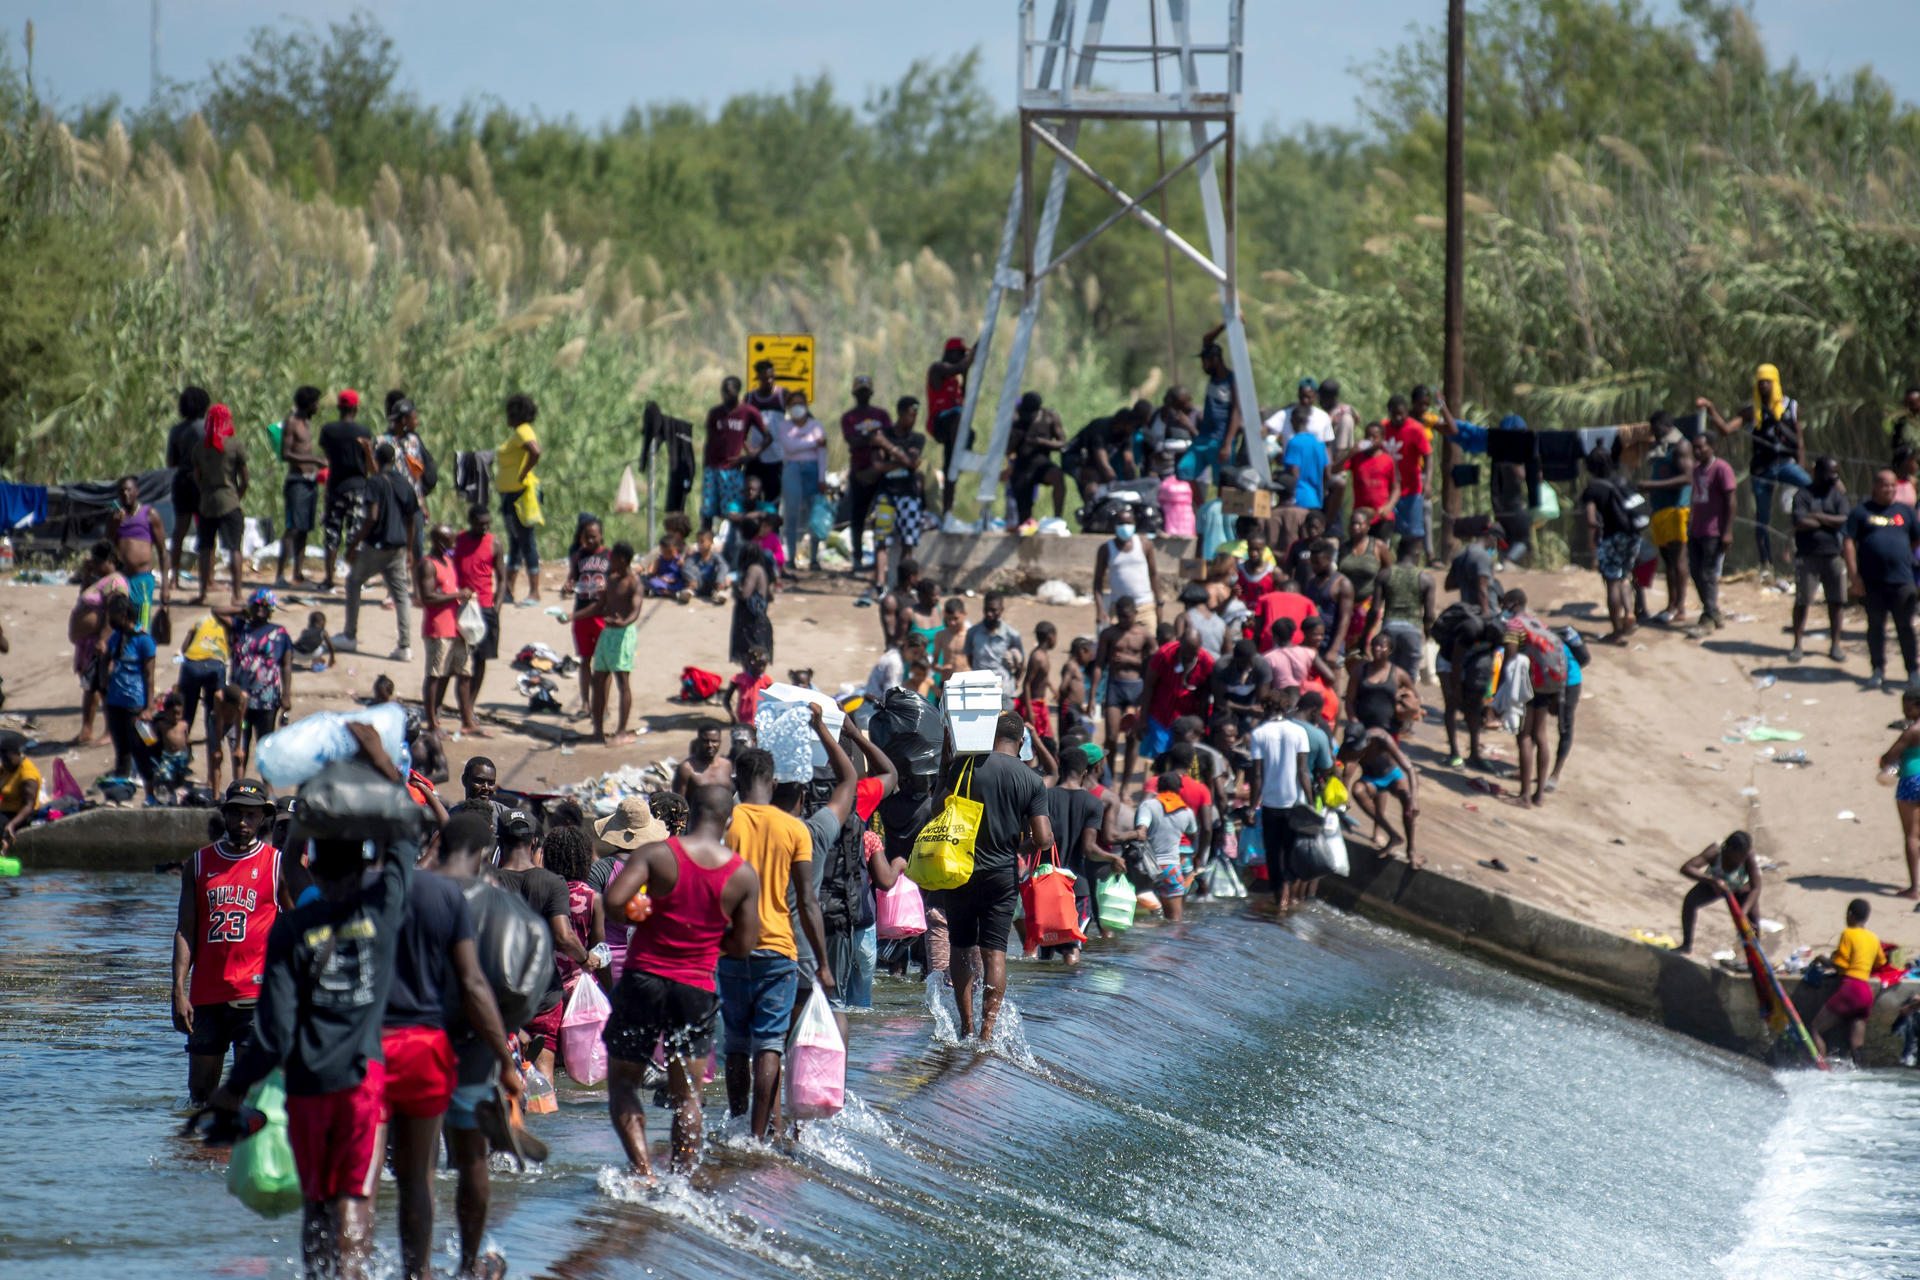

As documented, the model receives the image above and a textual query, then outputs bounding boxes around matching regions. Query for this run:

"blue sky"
[10,0,1915,134]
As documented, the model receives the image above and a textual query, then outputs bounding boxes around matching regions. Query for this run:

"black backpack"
[813,801,869,936]
[419,441,439,496]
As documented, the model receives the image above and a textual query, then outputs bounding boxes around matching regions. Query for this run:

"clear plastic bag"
[255,705,411,788]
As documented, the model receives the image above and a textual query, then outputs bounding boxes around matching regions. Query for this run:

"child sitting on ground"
[645,536,692,602]
[290,609,334,670]
[723,646,773,726]
[686,527,726,603]
[756,512,788,575]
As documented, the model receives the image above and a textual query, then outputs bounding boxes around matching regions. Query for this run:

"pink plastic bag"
[785,985,846,1120]
[875,874,927,939]
[559,975,610,1086]
[1158,476,1195,536]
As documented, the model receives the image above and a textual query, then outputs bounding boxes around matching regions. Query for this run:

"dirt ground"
[6,549,1909,963]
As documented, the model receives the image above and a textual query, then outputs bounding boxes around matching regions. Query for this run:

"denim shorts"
[1394,493,1428,540]
[718,950,799,1056]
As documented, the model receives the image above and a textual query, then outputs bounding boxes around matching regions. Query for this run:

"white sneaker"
[331,634,358,652]
[389,646,413,662]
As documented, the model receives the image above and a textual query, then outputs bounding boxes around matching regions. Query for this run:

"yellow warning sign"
[746,333,815,407]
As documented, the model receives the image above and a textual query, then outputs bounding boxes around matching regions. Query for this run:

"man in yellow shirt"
[496,393,543,604]
[721,744,834,1140]
[0,736,42,848]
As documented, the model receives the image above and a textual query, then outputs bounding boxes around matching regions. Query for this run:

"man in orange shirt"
[721,744,834,1140]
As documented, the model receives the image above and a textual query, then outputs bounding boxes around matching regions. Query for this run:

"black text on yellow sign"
[746,333,815,406]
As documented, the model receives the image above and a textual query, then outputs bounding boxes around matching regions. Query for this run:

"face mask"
[789,404,809,421]
[1115,523,1135,541]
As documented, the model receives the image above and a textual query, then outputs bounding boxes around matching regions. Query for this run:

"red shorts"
[380,1024,455,1118]
[525,997,564,1055]
[286,1060,387,1201]
[572,615,606,661]
[1824,975,1876,1021]
[1013,697,1052,742]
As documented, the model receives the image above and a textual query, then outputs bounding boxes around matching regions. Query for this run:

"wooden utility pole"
[1439,0,1466,559]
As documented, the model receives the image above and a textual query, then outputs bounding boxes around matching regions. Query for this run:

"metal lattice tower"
[947,0,1265,513]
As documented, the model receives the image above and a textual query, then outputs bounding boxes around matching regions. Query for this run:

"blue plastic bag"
[809,493,834,542]
[256,705,412,788]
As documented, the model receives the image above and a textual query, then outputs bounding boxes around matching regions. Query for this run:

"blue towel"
[0,483,47,530]
[1196,499,1227,560]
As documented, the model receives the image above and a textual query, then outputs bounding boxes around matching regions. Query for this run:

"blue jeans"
[498,491,540,572]
[1750,459,1810,572]
[718,950,799,1055]
[824,924,877,1011]
[781,460,821,566]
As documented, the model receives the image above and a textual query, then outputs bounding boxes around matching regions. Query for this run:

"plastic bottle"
[522,1062,558,1114]
[0,537,14,572]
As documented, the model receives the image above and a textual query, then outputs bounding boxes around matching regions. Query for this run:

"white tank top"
[1106,537,1153,611]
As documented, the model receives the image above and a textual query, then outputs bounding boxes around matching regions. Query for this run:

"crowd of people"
[15,329,1919,1279]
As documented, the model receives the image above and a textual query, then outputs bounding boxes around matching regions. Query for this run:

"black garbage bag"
[290,759,422,845]
[866,687,943,778]
[453,878,553,1033]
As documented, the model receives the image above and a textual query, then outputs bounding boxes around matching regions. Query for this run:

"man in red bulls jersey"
[171,778,304,1103]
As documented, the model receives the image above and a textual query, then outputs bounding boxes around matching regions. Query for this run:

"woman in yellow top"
[496,392,544,605]
[1810,897,1886,1067]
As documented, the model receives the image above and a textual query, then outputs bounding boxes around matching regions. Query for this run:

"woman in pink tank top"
[626,837,743,992]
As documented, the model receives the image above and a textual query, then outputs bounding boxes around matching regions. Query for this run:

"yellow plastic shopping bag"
[907,758,981,890]
[513,473,545,527]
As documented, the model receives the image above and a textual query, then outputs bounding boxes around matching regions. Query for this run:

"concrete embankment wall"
[1324,844,1905,1067]
[14,806,213,870]
[916,531,1196,597]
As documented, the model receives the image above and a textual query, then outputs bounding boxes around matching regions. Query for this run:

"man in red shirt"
[452,503,506,701]
[1139,634,1215,765]
[840,374,893,577]
[171,780,303,1104]
[926,337,975,515]
[702,376,765,534]
[1383,393,1433,559]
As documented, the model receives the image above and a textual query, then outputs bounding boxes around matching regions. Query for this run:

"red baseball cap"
[943,337,966,353]
[337,388,360,409]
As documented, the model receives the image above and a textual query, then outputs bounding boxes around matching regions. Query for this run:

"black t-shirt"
[943,750,1047,875]
[1580,480,1632,538]
[496,864,570,1010]
[1844,500,1920,590]
[1042,786,1103,889]
[1792,484,1849,559]
[166,418,205,474]
[385,869,475,1029]
[879,431,929,496]
[319,419,374,485]
[364,471,420,549]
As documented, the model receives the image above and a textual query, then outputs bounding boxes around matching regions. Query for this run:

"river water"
[4,869,1915,1280]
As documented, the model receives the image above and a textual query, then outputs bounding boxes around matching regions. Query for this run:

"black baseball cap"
[223,779,275,809]
[1196,341,1224,359]
[504,809,536,840]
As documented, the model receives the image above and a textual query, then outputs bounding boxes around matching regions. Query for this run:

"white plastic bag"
[457,597,487,648]
[614,464,641,514]
[1321,808,1350,878]
[785,984,846,1120]
[560,976,611,1086]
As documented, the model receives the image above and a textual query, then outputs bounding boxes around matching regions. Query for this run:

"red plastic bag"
[1021,860,1085,951]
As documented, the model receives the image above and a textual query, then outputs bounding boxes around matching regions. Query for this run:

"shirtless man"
[672,726,735,797]
[1017,620,1057,744]
[109,476,170,632]
[879,558,920,650]
[578,541,643,744]
[1093,595,1153,786]
[931,596,970,684]
[275,386,323,586]
[1055,635,1097,744]
[1299,539,1357,689]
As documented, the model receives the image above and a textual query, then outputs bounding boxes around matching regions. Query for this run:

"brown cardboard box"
[1180,557,1206,581]
[1220,487,1272,518]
